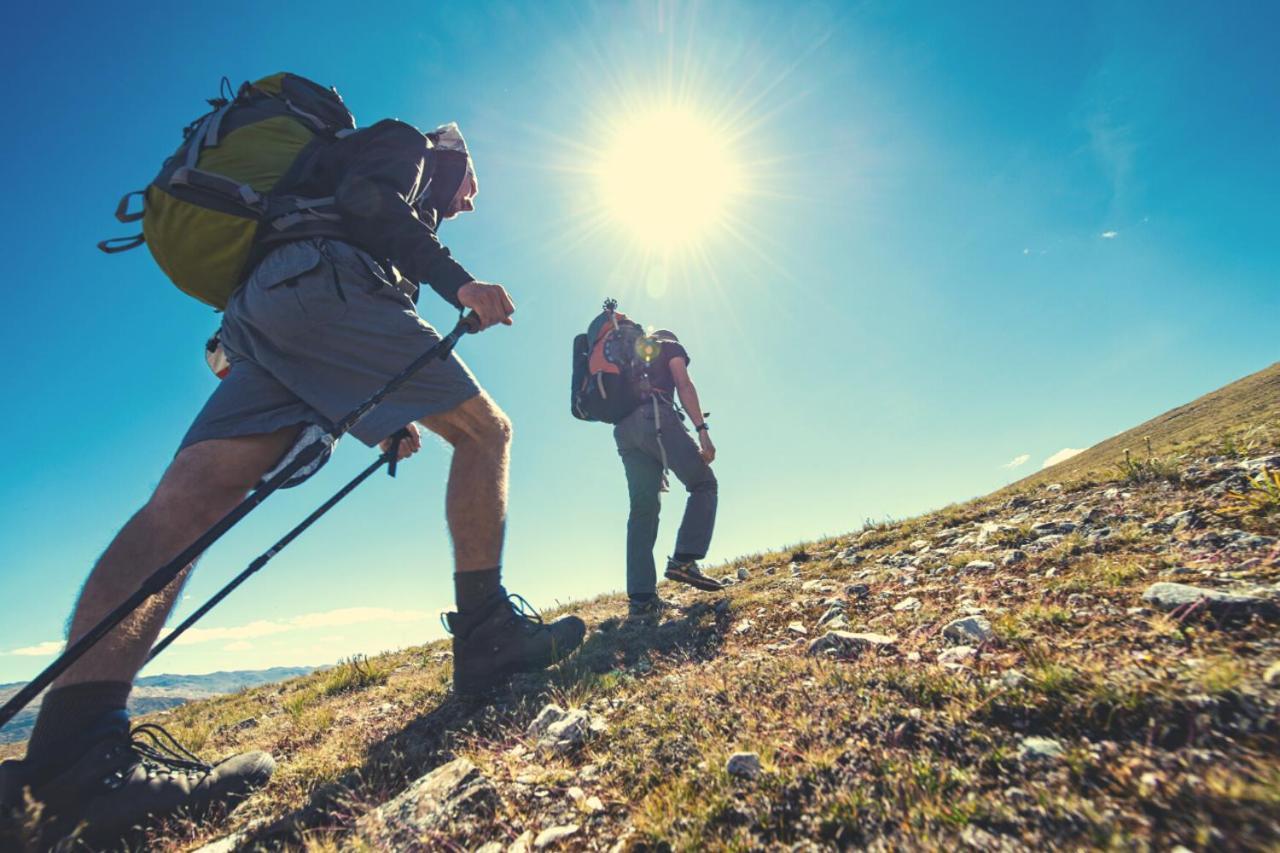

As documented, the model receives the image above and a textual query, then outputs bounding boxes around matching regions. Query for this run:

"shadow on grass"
[243,597,730,846]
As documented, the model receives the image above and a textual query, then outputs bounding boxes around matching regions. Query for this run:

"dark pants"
[613,400,718,597]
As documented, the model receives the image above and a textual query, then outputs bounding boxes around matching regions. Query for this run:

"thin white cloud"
[158,607,433,648]
[223,641,253,652]
[1042,447,1086,469]
[1001,453,1031,469]
[2,640,63,657]
[1100,230,1118,239]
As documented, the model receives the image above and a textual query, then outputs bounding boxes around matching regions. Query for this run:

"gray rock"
[962,560,996,573]
[1018,736,1065,760]
[1141,582,1273,619]
[817,603,847,626]
[846,583,871,599]
[474,844,504,853]
[192,834,245,853]
[1001,670,1028,689]
[1000,550,1027,566]
[1264,661,1280,687]
[534,824,580,848]
[893,596,921,611]
[726,751,762,779]
[736,567,750,581]
[938,646,975,664]
[943,616,995,645]
[356,758,497,845]
[807,630,898,658]
[528,705,603,755]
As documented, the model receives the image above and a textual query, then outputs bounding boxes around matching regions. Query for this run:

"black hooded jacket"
[273,119,475,309]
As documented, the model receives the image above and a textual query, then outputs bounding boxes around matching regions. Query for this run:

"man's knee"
[688,469,717,495]
[422,393,512,451]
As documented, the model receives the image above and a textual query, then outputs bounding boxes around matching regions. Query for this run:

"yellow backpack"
[99,73,356,309]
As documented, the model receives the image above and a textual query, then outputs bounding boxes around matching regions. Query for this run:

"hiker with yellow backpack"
[572,300,721,622]
[0,73,586,848]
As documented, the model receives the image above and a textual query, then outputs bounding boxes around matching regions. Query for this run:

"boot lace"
[101,723,211,791]
[129,723,212,776]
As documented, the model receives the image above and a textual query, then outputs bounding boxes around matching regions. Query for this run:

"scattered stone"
[942,615,995,645]
[1000,550,1027,567]
[1141,582,1273,619]
[474,843,504,853]
[962,560,996,573]
[528,705,603,755]
[192,833,245,853]
[356,758,497,845]
[534,824,580,848]
[734,619,754,635]
[1018,736,1065,761]
[1264,661,1280,687]
[846,583,871,599]
[801,579,835,592]
[938,646,975,664]
[1001,670,1028,689]
[908,538,930,552]
[787,621,808,635]
[818,603,847,626]
[807,631,897,658]
[726,751,762,779]
[824,615,850,631]
[737,567,750,581]
[893,596,921,611]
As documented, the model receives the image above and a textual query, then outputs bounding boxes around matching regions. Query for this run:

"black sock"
[455,567,503,612]
[26,681,131,768]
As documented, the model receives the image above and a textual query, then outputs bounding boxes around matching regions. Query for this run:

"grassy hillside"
[4,363,1279,851]
[1016,362,1280,488]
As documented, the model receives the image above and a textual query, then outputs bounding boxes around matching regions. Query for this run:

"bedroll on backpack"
[571,300,656,424]
[99,73,356,309]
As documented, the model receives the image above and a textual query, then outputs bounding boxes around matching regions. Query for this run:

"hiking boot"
[626,596,671,624]
[446,593,587,695]
[664,559,723,592]
[1,713,273,850]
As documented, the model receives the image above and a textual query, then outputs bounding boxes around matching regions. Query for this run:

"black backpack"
[571,300,663,424]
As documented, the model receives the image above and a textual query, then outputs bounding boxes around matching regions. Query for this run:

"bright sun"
[595,105,742,249]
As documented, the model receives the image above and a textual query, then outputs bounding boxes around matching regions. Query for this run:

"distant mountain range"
[0,666,314,745]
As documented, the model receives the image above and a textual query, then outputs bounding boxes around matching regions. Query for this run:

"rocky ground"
[5,447,1279,851]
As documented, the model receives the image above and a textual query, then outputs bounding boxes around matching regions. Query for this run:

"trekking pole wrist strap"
[696,423,709,432]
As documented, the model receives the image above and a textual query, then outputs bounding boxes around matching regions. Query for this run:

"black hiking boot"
[664,559,723,592]
[0,712,273,850]
[626,596,671,625]
[446,593,587,695]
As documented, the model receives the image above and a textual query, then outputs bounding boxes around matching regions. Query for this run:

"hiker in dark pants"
[0,114,585,847]
[616,329,721,621]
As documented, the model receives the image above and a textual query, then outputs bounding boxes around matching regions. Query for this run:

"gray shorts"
[181,238,481,451]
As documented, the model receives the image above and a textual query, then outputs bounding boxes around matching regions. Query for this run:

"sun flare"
[594,105,742,250]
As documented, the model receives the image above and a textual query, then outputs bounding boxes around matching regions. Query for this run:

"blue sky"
[1,1,1276,681]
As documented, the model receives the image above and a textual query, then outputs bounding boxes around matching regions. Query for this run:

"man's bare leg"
[420,392,585,692]
[53,428,300,689]
[420,393,512,572]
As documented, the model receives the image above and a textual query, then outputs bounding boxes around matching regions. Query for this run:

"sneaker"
[626,596,671,624]
[664,559,723,592]
[1,714,272,849]
[445,593,587,695]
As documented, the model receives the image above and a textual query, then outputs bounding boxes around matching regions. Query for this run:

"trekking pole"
[0,314,479,729]
[146,430,410,661]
